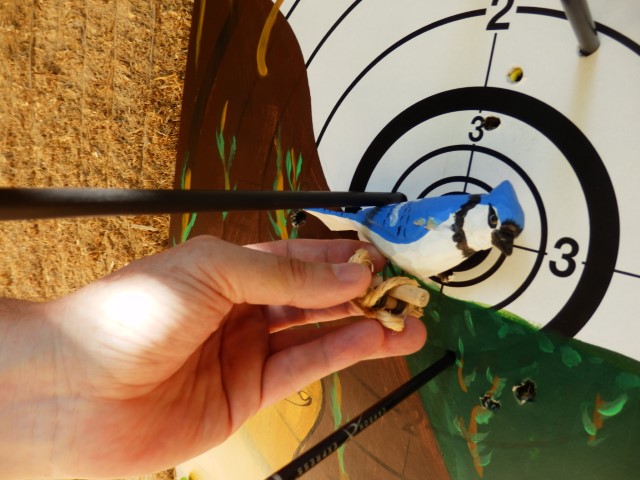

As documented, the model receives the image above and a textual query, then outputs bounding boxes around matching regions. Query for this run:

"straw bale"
[0,0,192,303]
[0,1,193,478]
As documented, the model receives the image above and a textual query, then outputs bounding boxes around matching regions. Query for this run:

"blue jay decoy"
[305,181,525,281]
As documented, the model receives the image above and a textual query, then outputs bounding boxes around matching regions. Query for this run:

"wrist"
[0,299,64,479]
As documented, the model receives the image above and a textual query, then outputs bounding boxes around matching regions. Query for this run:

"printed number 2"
[487,0,514,31]
[549,237,580,278]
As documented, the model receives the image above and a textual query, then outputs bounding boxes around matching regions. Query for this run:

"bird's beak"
[491,222,521,256]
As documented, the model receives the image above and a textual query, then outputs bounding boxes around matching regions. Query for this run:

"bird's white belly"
[357,227,467,279]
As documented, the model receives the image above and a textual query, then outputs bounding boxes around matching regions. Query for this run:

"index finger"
[246,239,387,271]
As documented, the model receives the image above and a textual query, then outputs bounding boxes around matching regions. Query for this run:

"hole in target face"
[507,66,524,83]
[483,116,501,130]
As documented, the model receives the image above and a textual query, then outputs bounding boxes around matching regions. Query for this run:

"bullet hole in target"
[483,116,501,131]
[480,393,501,412]
[507,67,524,83]
[513,379,537,405]
[290,210,307,228]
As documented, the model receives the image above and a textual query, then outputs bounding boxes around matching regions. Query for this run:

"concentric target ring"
[415,175,492,198]
[350,86,619,337]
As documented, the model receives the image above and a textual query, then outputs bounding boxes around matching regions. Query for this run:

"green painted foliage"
[180,154,189,190]
[497,321,526,338]
[486,367,493,384]
[598,394,628,417]
[475,410,494,425]
[285,149,293,185]
[267,211,282,237]
[228,136,236,169]
[428,308,441,323]
[561,346,582,368]
[581,404,597,436]
[537,334,555,353]
[182,213,197,243]
[295,152,302,180]
[616,372,640,389]
[494,377,507,398]
[478,451,493,467]
[452,416,466,437]
[464,309,476,336]
[587,436,607,447]
[463,369,477,387]
[216,130,224,160]
[470,431,490,443]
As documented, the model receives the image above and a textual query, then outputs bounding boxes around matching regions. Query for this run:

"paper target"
[173,2,640,479]
[284,0,640,361]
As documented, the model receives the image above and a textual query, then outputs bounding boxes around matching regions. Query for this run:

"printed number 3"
[469,115,484,142]
[550,237,580,278]
[487,0,514,31]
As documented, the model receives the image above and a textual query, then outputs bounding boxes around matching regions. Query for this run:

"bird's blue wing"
[307,194,469,244]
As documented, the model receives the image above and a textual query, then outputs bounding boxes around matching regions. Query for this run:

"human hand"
[26,236,426,478]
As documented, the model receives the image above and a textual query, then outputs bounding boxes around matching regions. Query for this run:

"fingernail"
[332,263,367,283]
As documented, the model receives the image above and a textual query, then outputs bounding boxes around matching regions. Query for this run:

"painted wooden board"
[171,1,640,478]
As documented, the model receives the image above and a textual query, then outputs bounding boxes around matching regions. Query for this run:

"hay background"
[0,0,193,478]
[0,0,192,301]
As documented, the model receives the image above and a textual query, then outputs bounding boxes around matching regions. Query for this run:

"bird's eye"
[488,206,499,228]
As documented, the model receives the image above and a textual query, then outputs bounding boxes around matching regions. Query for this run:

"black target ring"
[415,175,492,198]
[350,87,619,338]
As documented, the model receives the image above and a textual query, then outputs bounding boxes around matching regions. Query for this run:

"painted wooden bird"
[305,180,525,280]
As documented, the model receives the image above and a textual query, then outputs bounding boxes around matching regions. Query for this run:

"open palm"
[48,237,426,478]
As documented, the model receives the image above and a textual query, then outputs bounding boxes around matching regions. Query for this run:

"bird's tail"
[304,208,359,232]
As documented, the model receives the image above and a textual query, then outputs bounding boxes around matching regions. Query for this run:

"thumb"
[185,236,372,309]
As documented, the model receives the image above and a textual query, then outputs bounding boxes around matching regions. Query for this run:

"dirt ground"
[0,0,193,478]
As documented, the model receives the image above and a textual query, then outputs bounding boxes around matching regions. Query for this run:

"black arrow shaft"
[265,350,456,480]
[0,189,406,221]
